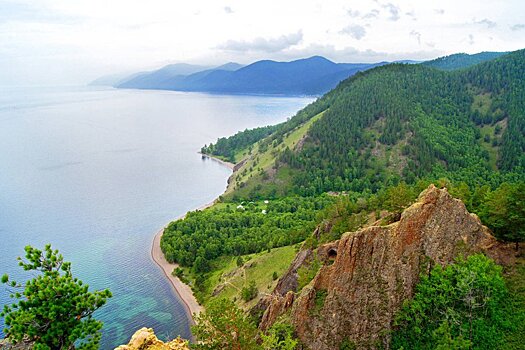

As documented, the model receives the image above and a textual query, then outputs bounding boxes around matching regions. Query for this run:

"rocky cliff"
[115,328,189,350]
[259,185,514,349]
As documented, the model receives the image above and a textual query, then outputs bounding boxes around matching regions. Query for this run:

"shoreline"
[150,157,236,325]
[151,227,203,321]
[198,152,236,170]
[150,199,218,321]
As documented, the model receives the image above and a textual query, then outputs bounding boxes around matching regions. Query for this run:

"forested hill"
[206,49,525,199]
[157,49,525,350]
[422,51,507,70]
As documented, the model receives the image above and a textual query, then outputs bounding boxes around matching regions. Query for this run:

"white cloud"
[0,0,524,86]
[340,25,367,40]
[382,3,401,21]
[218,31,303,53]
[278,43,442,63]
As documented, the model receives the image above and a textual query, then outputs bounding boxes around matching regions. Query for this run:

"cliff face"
[261,185,512,349]
[256,240,339,330]
[115,328,189,350]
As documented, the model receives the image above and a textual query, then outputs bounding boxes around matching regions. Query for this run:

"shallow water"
[0,86,313,348]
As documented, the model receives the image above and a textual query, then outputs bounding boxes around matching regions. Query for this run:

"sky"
[1,0,524,86]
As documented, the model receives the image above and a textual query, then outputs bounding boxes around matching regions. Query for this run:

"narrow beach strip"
[150,153,235,324]
[151,225,203,322]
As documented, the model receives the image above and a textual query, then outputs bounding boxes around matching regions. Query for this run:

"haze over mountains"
[92,57,390,95]
[92,52,507,96]
[111,56,386,95]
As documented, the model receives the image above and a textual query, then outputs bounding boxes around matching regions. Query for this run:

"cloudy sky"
[1,0,524,86]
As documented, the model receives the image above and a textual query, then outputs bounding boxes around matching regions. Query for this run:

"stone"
[114,328,189,350]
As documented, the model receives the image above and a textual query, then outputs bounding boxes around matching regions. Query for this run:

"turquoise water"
[0,86,313,348]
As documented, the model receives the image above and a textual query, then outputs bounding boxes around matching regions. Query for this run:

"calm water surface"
[0,86,313,348]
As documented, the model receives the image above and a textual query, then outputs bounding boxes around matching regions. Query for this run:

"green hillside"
[422,52,507,70]
[422,51,508,70]
[220,49,524,199]
[160,49,525,348]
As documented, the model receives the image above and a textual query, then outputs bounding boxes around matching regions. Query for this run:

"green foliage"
[297,257,321,291]
[339,338,356,350]
[191,298,259,350]
[241,280,258,302]
[311,289,328,316]
[291,54,524,196]
[378,182,417,215]
[260,322,298,350]
[433,321,471,350]
[272,271,279,281]
[193,300,299,350]
[422,52,507,71]
[391,254,509,349]
[200,246,296,307]
[202,124,281,163]
[236,256,245,267]
[161,196,334,269]
[479,182,525,245]
[193,256,210,274]
[499,257,525,349]
[1,245,111,350]
[173,267,189,284]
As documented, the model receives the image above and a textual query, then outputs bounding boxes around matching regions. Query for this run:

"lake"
[0,86,313,348]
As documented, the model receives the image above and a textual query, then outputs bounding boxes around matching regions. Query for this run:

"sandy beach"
[151,226,203,321]
[150,153,235,324]
[150,197,228,324]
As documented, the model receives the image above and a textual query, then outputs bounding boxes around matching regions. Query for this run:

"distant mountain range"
[117,63,244,90]
[89,72,139,87]
[91,52,504,96]
[93,57,416,96]
[90,63,216,88]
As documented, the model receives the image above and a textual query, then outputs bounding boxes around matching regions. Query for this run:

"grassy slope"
[479,124,499,170]
[469,91,507,171]
[225,111,326,198]
[178,245,297,309]
[211,245,297,309]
